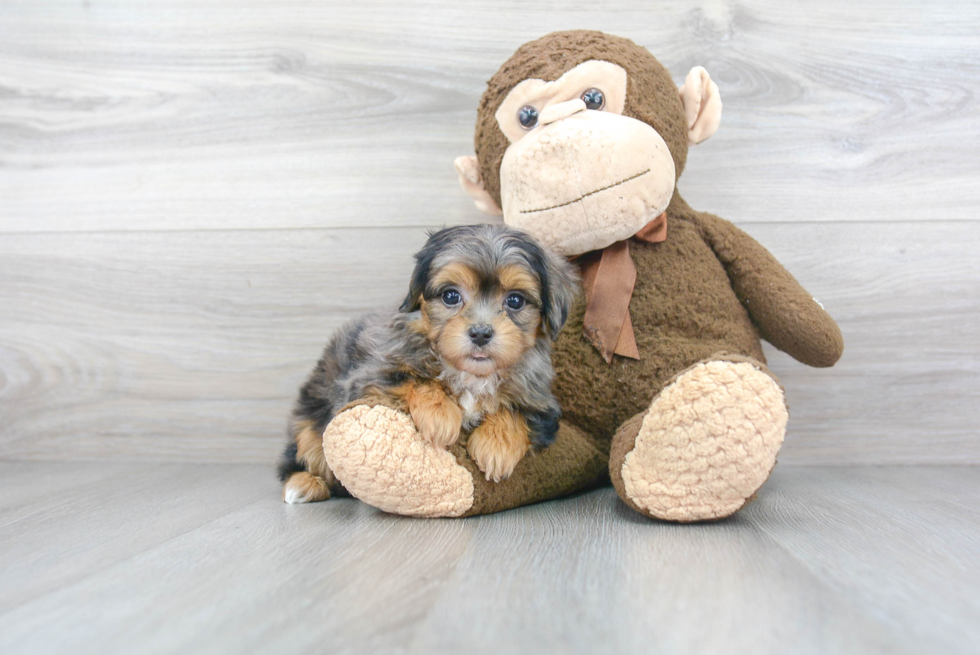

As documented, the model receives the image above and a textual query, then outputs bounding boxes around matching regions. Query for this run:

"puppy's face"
[402,226,579,378]
[421,261,541,376]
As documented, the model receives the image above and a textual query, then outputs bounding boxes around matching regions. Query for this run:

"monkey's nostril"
[468,325,494,346]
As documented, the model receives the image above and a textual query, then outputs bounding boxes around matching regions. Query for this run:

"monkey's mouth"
[519,169,651,214]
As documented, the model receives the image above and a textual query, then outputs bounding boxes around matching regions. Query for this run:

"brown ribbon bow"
[576,212,667,363]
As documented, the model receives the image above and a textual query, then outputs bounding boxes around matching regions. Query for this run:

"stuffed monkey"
[322,31,843,521]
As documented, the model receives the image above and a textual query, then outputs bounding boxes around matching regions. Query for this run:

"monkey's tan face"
[494,60,676,257]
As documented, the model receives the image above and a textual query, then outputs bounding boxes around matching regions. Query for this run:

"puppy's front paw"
[467,411,530,482]
[408,384,463,448]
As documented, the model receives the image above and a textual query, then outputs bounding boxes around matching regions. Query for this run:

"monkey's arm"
[695,212,844,367]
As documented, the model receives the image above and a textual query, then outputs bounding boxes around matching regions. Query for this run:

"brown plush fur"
[550,193,844,448]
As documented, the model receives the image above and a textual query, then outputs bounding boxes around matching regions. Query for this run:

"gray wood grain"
[1,222,977,464]
[0,227,424,463]
[1,463,978,654]
[749,466,980,654]
[0,0,978,232]
[0,460,134,528]
[409,491,912,655]
[1,2,978,464]
[0,462,270,614]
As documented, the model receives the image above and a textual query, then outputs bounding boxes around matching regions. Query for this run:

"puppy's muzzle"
[468,324,494,347]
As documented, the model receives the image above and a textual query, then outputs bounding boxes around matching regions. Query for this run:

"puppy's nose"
[468,325,494,346]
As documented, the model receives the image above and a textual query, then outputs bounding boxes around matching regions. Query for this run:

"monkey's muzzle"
[499,111,676,257]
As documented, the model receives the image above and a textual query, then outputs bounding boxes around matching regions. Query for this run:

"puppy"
[278,224,579,504]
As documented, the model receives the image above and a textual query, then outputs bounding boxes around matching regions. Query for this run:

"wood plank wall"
[1,1,978,465]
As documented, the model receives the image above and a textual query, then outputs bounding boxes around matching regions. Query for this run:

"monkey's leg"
[609,355,788,522]
[323,400,607,518]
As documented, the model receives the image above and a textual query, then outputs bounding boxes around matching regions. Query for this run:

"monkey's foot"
[610,359,788,522]
[323,404,474,517]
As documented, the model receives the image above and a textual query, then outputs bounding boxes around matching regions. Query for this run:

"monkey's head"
[455,31,721,257]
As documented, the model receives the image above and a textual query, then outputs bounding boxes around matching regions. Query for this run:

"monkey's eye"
[518,105,539,130]
[442,289,461,306]
[504,293,526,311]
[581,88,605,110]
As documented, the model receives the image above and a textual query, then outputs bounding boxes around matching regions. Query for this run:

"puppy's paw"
[408,384,463,448]
[467,412,530,482]
[282,471,332,504]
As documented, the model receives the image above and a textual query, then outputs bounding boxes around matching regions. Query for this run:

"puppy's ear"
[529,242,579,340]
[400,249,433,313]
[400,270,426,313]
[400,228,452,312]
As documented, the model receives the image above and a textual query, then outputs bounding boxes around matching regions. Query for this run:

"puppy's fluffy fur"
[279,224,579,504]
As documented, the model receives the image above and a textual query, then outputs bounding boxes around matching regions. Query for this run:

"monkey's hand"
[697,212,844,368]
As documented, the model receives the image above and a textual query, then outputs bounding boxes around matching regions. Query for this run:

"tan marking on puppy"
[397,381,463,448]
[498,264,544,352]
[409,303,432,336]
[282,420,337,503]
[294,419,335,484]
[432,314,489,375]
[283,471,332,504]
[420,274,474,369]
[430,262,480,293]
[498,265,541,302]
[433,313,471,353]
[467,410,531,482]
[486,312,532,369]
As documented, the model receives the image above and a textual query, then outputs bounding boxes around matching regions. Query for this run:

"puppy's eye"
[518,105,539,130]
[581,88,605,110]
[442,289,461,306]
[504,293,526,311]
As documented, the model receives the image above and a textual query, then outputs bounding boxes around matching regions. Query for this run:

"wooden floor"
[0,462,977,655]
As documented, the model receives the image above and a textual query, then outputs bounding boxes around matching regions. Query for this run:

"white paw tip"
[283,487,308,505]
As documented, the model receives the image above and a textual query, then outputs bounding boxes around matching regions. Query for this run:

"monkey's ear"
[679,66,722,145]
[454,156,503,216]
